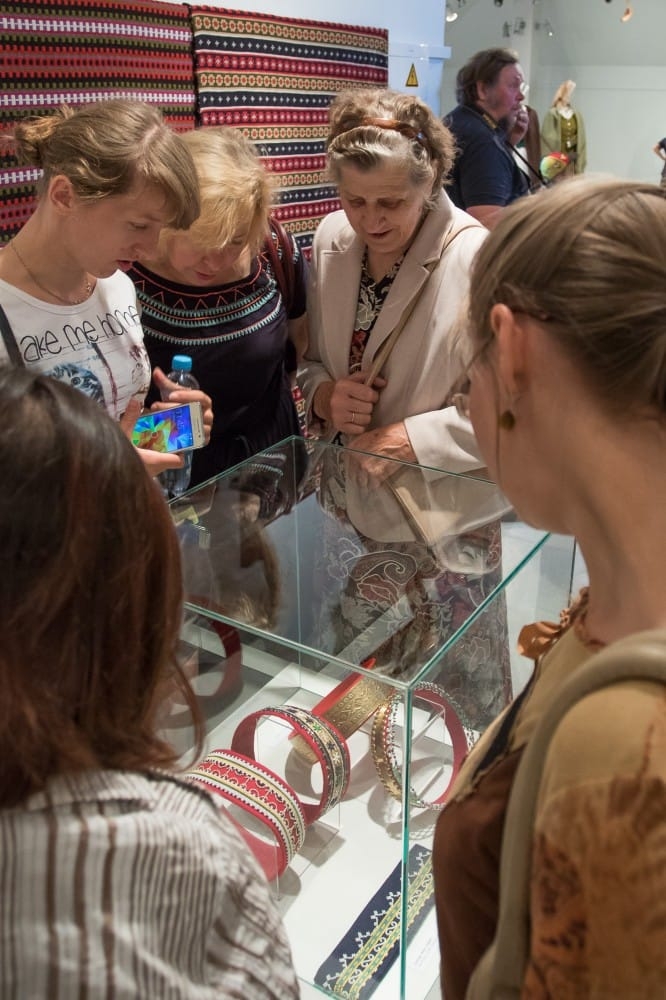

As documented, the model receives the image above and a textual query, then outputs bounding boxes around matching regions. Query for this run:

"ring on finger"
[351,411,356,424]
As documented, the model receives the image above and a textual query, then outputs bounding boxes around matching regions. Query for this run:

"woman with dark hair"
[0,367,298,998]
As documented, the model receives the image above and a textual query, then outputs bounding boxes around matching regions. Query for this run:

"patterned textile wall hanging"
[189,6,389,255]
[0,0,197,243]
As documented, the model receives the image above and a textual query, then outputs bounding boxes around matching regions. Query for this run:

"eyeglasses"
[450,307,551,421]
[449,341,488,420]
[451,378,471,420]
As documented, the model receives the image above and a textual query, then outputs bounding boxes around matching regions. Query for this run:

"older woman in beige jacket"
[298,90,514,722]
[300,87,487,477]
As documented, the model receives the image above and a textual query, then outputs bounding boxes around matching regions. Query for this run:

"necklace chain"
[9,239,93,305]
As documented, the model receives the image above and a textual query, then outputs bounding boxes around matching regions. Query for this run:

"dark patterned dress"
[309,253,511,729]
[129,230,307,489]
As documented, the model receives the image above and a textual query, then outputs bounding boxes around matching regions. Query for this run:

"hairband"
[188,748,306,881]
[232,705,351,823]
[207,619,242,699]
[289,659,392,765]
[371,682,469,811]
[358,116,428,148]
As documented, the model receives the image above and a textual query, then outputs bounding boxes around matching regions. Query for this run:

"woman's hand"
[346,421,417,487]
[119,398,184,478]
[315,371,387,435]
[151,366,214,445]
[135,447,183,477]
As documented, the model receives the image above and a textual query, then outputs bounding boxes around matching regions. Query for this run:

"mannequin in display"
[540,80,587,176]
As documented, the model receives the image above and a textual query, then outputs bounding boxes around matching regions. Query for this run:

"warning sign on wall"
[405,63,419,87]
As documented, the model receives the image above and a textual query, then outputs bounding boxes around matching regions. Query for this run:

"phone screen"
[131,404,197,453]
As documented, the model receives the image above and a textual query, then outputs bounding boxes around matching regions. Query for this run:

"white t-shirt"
[0,270,151,419]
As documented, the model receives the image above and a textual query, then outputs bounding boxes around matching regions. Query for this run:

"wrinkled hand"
[119,398,184,478]
[323,371,387,435]
[346,421,417,487]
[151,366,214,444]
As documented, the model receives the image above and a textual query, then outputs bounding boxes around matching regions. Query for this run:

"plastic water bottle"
[159,354,199,499]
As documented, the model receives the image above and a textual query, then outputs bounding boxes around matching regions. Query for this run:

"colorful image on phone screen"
[131,405,195,453]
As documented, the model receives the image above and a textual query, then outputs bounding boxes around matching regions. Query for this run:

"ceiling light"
[446,4,458,21]
[621,4,633,20]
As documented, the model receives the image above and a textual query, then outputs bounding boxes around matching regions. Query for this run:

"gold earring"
[498,410,515,430]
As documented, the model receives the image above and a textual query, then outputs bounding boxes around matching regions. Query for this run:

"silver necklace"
[9,239,93,305]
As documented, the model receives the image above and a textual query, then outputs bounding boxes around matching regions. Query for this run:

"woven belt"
[208,620,243,698]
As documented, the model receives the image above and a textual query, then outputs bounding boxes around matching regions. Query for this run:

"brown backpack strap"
[364,220,482,386]
[265,217,296,316]
[467,628,666,999]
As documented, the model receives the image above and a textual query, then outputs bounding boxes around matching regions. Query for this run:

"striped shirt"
[0,769,299,999]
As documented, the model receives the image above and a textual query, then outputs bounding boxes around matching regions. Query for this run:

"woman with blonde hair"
[130,125,308,488]
[433,177,666,997]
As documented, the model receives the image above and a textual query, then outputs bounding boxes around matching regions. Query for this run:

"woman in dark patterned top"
[129,126,307,489]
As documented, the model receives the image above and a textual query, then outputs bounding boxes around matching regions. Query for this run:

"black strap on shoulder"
[0,304,23,367]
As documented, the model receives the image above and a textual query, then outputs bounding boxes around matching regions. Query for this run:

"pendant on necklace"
[9,239,94,305]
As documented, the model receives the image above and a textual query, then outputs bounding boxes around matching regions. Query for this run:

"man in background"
[444,48,530,228]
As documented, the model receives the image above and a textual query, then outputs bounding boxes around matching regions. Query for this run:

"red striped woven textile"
[190,6,389,255]
[0,0,197,243]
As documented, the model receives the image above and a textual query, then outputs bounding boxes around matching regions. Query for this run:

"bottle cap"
[171,354,193,371]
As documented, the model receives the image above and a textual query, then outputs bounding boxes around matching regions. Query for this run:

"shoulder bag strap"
[265,217,295,316]
[0,303,23,367]
[363,221,481,386]
[467,628,666,999]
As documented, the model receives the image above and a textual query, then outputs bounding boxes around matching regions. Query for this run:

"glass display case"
[162,436,577,1000]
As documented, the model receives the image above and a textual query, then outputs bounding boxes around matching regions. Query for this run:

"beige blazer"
[299,190,487,472]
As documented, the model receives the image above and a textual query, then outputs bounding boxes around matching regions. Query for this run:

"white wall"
[170,0,666,181]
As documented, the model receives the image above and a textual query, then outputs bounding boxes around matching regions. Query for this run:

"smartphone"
[131,402,205,453]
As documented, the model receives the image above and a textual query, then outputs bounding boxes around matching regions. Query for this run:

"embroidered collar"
[360,249,403,289]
